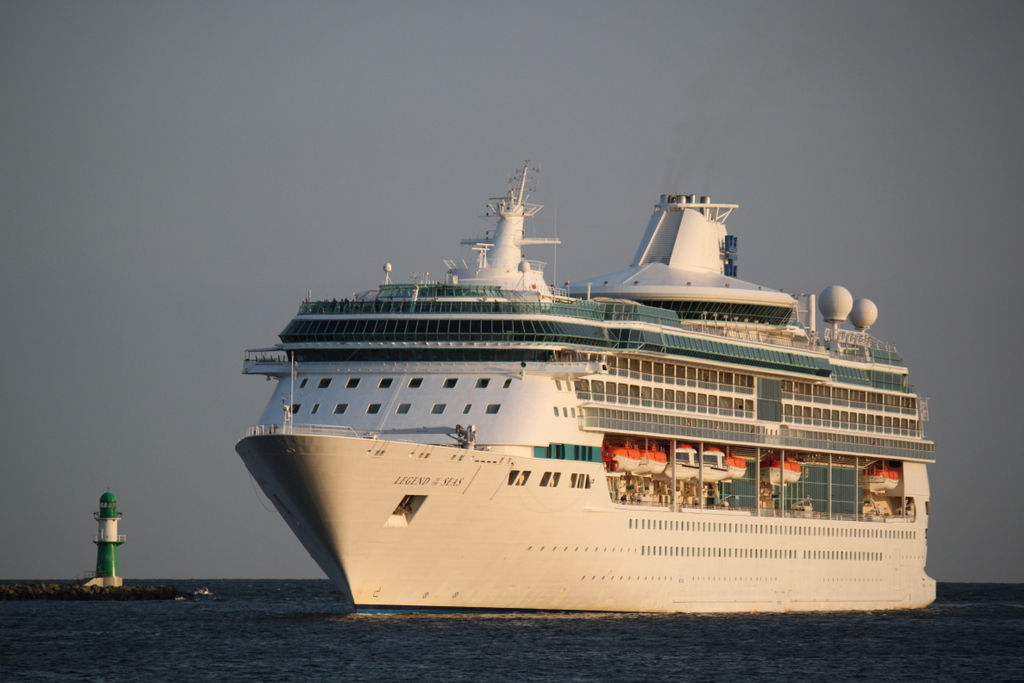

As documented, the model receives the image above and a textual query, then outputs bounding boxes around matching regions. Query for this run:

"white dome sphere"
[818,285,853,323]
[518,259,532,272]
[850,298,878,331]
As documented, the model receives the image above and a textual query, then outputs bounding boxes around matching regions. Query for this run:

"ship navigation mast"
[445,164,560,295]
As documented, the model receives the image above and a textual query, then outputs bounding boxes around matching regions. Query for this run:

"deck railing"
[608,495,916,522]
[245,424,368,438]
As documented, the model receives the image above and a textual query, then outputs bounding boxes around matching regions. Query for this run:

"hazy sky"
[2,0,1022,583]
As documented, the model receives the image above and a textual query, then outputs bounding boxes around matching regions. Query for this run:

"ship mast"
[447,163,560,294]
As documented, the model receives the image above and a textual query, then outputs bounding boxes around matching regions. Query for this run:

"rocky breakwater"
[0,584,192,601]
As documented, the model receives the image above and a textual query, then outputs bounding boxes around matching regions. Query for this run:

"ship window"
[367,403,381,414]
[443,378,458,388]
[562,407,568,417]
[570,408,576,418]
[508,471,530,486]
[540,472,551,486]
[463,404,472,414]
[291,404,301,414]
[346,378,360,388]
[555,380,562,391]
[310,403,320,414]
[317,378,331,388]
[503,378,513,388]
[570,473,591,489]
[396,403,411,414]
[431,404,446,414]
[299,379,309,388]
[553,407,559,416]
[486,404,500,414]
[475,378,490,388]
[333,404,348,414]
[550,472,560,487]
[378,378,393,388]
[408,378,423,388]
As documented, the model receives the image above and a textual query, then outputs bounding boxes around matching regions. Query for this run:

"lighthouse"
[85,491,125,587]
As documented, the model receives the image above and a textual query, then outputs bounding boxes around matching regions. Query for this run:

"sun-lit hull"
[238,432,935,612]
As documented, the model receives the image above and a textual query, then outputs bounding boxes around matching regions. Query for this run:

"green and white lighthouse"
[85,491,125,587]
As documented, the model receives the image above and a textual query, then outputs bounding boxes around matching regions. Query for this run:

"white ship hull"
[238,432,935,612]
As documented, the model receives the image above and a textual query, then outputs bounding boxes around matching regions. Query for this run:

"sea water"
[2,581,1022,682]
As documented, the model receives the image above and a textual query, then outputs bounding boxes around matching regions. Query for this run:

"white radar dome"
[850,298,878,331]
[818,285,854,323]
[518,259,532,272]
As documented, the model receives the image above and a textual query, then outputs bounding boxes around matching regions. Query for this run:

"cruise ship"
[236,165,936,612]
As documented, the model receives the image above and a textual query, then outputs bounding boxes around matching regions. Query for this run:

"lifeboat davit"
[603,446,667,476]
[865,465,899,492]
[724,454,747,481]
[761,458,802,485]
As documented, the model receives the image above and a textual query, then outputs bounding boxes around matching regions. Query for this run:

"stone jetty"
[0,583,191,601]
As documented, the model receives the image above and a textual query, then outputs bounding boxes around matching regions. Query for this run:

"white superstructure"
[237,165,936,612]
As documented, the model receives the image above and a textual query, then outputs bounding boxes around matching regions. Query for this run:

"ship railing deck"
[610,498,916,522]
[245,423,372,438]
[578,391,924,440]
[677,320,822,352]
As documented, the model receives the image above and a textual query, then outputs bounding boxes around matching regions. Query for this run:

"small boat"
[193,586,213,596]
[602,445,667,475]
[669,445,729,482]
[761,458,802,485]
[865,465,899,492]
[724,453,748,481]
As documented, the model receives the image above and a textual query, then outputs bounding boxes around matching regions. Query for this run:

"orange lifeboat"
[602,446,667,476]
[865,465,899,492]
[761,458,802,485]
[637,448,668,476]
[724,454,747,481]
[603,445,638,473]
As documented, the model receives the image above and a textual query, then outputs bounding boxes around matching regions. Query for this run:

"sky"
[2,0,1022,583]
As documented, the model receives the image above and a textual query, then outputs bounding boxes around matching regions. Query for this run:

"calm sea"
[2,580,1021,682]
